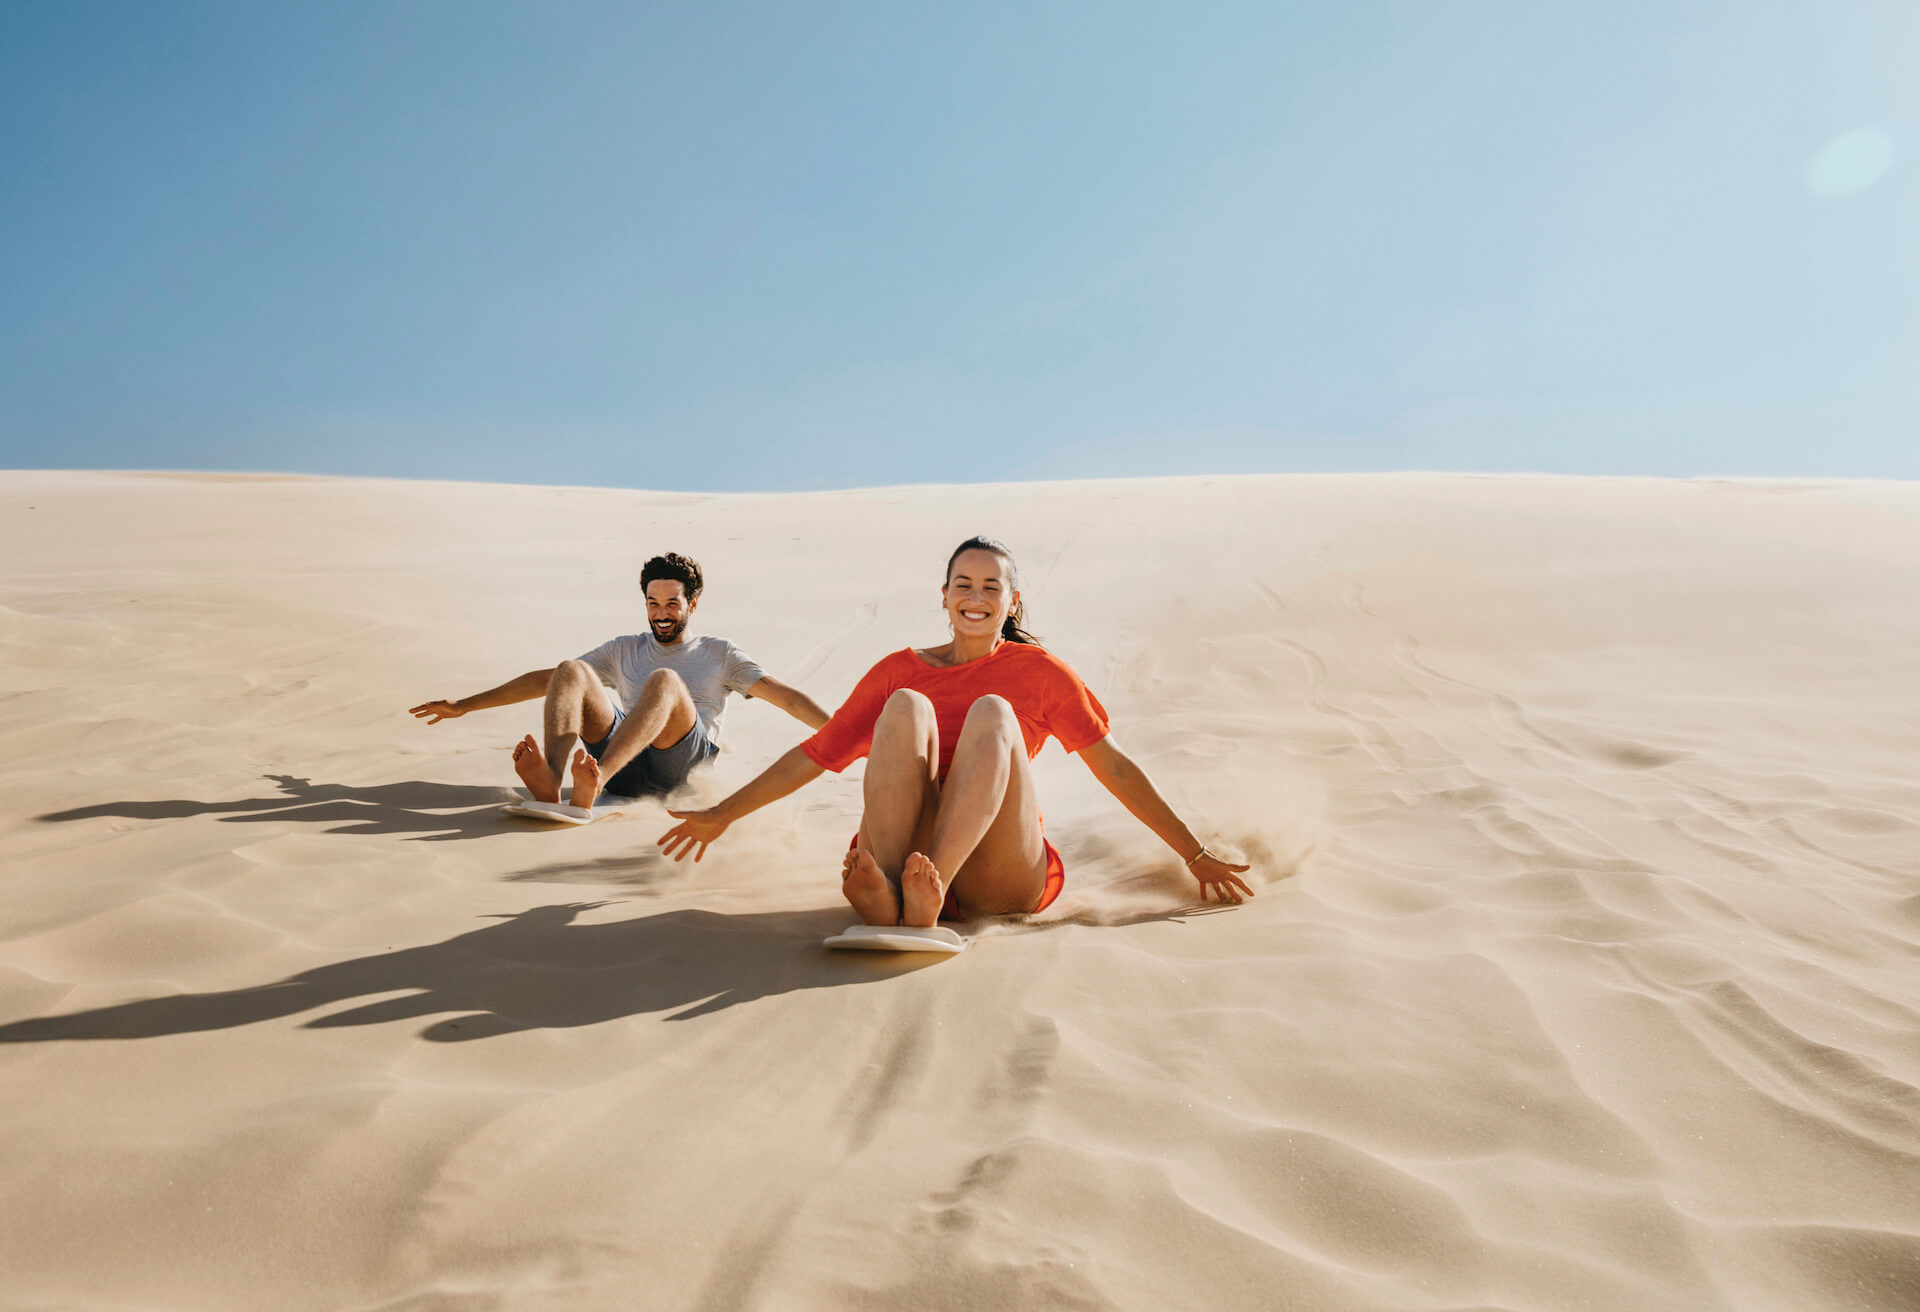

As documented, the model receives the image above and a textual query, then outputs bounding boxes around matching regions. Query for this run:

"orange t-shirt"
[801,643,1110,779]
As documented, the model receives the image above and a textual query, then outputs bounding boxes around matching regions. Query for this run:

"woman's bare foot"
[569,749,602,810]
[841,846,901,926]
[900,851,947,927]
[513,734,561,803]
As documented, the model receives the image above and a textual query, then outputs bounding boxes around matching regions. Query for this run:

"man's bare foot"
[841,846,901,926]
[513,734,561,803]
[901,851,947,928]
[570,749,602,810]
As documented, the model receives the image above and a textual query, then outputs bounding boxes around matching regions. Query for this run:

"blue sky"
[3,1,1914,489]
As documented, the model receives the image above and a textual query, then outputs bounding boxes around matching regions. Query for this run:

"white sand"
[2,470,1917,1311]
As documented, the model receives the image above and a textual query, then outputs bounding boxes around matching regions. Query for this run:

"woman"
[658,537,1254,925]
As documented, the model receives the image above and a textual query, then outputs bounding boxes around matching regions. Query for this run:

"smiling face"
[645,579,695,644]
[943,547,1017,642]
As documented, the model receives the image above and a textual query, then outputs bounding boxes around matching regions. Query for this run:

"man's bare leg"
[589,669,699,782]
[902,695,1046,926]
[569,749,604,810]
[513,735,561,803]
[540,660,619,798]
[844,689,940,926]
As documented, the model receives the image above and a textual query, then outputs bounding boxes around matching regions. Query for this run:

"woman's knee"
[964,694,1016,725]
[878,687,936,725]
[961,694,1018,741]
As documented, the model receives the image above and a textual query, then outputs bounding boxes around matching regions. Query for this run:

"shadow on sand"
[37,774,529,842]
[0,903,947,1044]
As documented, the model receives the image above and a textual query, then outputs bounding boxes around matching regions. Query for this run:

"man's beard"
[651,616,688,644]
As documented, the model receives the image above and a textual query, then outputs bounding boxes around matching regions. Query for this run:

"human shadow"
[989,901,1242,935]
[37,774,524,842]
[0,902,935,1044]
[505,850,682,888]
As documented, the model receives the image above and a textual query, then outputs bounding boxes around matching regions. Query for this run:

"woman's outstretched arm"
[1076,736,1255,903]
[657,746,824,862]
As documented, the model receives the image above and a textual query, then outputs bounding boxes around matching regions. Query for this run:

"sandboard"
[824,924,968,954]
[501,799,629,826]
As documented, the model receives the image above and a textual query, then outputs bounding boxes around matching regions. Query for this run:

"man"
[410,552,829,809]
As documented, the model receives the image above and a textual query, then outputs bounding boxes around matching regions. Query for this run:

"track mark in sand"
[1343,579,1380,618]
[912,1016,1061,1237]
[1392,635,1576,765]
[975,1014,1060,1118]
[785,601,879,687]
[835,993,935,1152]
[1268,634,1408,771]
[920,1144,1024,1236]
[688,1193,809,1312]
[1461,793,1647,873]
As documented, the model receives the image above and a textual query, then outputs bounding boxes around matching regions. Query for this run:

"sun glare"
[1804,127,1897,198]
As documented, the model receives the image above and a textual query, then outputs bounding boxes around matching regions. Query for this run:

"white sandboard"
[824,925,968,954]
[501,799,628,826]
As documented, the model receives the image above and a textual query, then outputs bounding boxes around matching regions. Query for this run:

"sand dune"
[2,470,1917,1311]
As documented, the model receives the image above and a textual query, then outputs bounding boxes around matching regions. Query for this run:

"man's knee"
[639,668,691,702]
[551,660,596,690]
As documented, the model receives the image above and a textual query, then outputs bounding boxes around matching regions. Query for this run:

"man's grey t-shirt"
[577,633,765,744]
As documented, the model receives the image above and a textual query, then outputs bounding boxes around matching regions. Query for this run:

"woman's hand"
[409,699,466,724]
[1077,738,1257,906]
[659,809,732,862]
[1188,850,1255,904]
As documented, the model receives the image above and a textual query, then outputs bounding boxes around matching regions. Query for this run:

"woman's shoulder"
[999,641,1087,685]
[864,647,925,680]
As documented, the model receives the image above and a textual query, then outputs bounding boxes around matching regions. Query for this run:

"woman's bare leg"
[843,689,941,925]
[901,695,1047,926]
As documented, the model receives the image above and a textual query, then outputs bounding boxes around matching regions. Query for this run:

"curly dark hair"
[640,552,704,601]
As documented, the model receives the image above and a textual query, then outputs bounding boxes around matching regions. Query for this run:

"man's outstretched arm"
[744,676,831,730]
[410,668,556,724]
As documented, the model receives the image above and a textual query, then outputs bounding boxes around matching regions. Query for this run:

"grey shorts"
[584,713,719,799]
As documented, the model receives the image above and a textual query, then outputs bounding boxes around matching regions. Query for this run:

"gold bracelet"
[1184,847,1214,867]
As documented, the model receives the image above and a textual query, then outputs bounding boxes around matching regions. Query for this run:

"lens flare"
[1805,128,1897,198]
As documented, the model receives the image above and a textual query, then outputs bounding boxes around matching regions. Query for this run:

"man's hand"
[410,699,467,724]
[659,809,732,862]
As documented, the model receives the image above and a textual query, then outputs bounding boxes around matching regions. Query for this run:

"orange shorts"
[847,836,1066,919]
